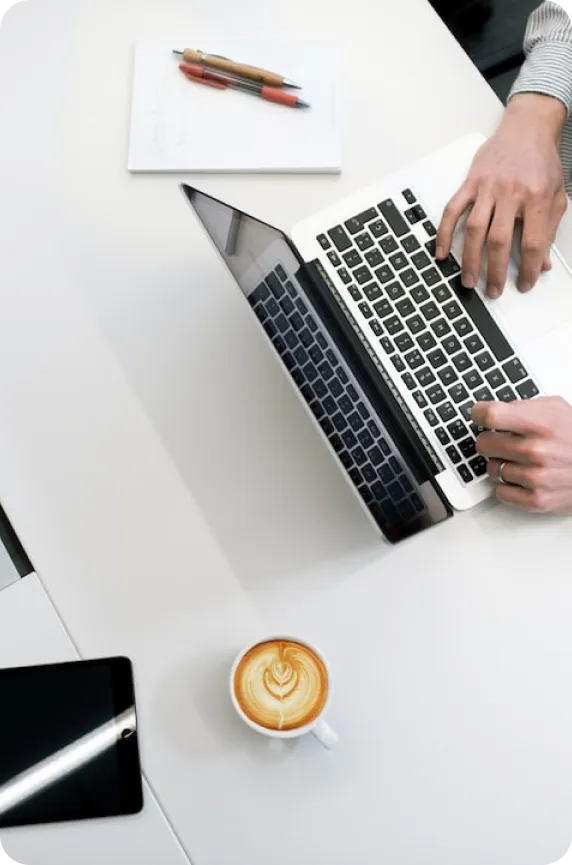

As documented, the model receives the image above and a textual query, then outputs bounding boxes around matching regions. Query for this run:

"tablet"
[0,656,143,828]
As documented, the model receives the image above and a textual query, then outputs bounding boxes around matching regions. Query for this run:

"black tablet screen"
[0,657,143,827]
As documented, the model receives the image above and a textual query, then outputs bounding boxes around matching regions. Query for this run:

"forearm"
[509,2,572,115]
[504,92,567,143]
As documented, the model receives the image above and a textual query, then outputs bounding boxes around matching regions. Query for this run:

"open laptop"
[182,133,572,543]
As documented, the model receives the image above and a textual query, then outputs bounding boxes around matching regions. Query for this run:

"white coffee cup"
[230,635,338,749]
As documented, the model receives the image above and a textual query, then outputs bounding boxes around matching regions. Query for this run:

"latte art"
[234,640,328,731]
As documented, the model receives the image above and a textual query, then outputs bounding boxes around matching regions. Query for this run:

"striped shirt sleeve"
[509,2,572,113]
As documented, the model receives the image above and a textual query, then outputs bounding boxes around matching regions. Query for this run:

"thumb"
[542,253,552,272]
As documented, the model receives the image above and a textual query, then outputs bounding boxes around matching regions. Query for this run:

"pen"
[180,64,310,109]
[173,48,301,89]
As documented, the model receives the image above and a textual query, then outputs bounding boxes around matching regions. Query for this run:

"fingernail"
[488,285,501,299]
[461,274,474,289]
[435,244,444,259]
[519,281,533,293]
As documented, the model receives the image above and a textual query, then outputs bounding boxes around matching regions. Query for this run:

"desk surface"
[1,0,572,864]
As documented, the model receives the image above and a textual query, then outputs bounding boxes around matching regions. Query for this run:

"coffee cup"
[230,635,337,749]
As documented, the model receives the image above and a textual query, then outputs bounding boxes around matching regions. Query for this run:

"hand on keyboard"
[472,396,572,514]
[436,94,567,300]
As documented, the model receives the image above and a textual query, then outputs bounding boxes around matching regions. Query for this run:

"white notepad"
[127,42,341,174]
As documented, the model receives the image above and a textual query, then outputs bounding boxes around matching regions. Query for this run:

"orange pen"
[179,63,310,109]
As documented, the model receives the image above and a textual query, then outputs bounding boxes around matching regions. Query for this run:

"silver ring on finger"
[497,460,509,485]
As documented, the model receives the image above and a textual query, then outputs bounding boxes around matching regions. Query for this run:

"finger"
[518,198,552,292]
[495,483,542,511]
[485,199,519,298]
[472,400,540,436]
[436,182,476,261]
[461,193,495,289]
[476,431,535,464]
[486,458,535,488]
[541,254,552,272]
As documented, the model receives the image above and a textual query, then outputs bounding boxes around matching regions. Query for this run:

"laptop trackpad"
[527,322,572,404]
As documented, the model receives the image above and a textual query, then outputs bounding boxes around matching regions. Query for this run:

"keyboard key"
[349,285,362,302]
[379,466,393,485]
[354,266,373,285]
[453,318,472,337]
[348,411,364,432]
[449,383,469,404]
[329,379,344,398]
[425,238,437,256]
[459,401,474,421]
[265,320,278,340]
[437,401,456,422]
[486,368,505,389]
[416,367,436,387]
[427,384,446,404]
[442,335,461,355]
[464,334,484,354]
[283,351,295,371]
[406,315,426,335]
[371,219,389,238]
[390,252,408,271]
[379,199,409,237]
[380,337,394,354]
[338,268,352,285]
[435,427,450,446]
[267,271,284,298]
[452,353,471,372]
[327,250,342,267]
[348,467,362,487]
[266,297,280,318]
[395,332,414,352]
[364,283,383,302]
[357,400,369,419]
[317,234,331,250]
[367,419,380,437]
[309,344,324,365]
[474,386,494,403]
[326,349,338,367]
[420,301,440,321]
[273,335,287,354]
[374,298,394,318]
[447,420,467,441]
[286,282,298,299]
[347,384,359,402]
[423,220,437,237]
[396,298,415,318]
[475,351,494,372]
[386,281,405,301]
[427,349,447,369]
[405,350,424,370]
[339,395,353,415]
[463,369,483,390]
[413,390,428,408]
[391,355,406,372]
[374,265,393,284]
[459,437,476,459]
[318,361,335,381]
[385,316,404,335]
[388,480,404,500]
[469,456,488,477]
[355,232,374,251]
[411,284,430,304]
[294,345,309,366]
[365,248,384,268]
[450,275,513,362]
[432,284,451,303]
[400,268,419,288]
[358,302,373,319]
[436,255,460,278]
[369,319,384,337]
[316,333,328,349]
[297,328,312,348]
[358,429,375,450]
[446,445,462,465]
[369,446,384,466]
[416,334,436,355]
[424,408,439,426]
[405,206,423,224]
[402,189,416,205]
[351,446,368,466]
[280,296,295,316]
[443,301,462,320]
[333,411,348,432]
[438,366,458,387]
[362,464,377,483]
[497,385,516,402]
[328,225,352,252]
[457,464,473,484]
[344,208,378,234]
[411,251,431,270]
[422,268,441,287]
[432,318,451,338]
[302,362,319,383]
[343,249,363,269]
[295,298,307,316]
[517,379,539,399]
[503,358,528,383]
[402,235,421,253]
[380,236,399,255]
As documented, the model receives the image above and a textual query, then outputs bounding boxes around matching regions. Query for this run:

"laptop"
[181,133,572,543]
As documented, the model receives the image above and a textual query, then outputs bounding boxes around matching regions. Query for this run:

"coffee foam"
[233,640,328,731]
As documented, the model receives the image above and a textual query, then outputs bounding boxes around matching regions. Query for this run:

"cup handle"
[311,719,338,749]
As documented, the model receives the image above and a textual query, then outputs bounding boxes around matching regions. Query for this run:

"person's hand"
[472,397,572,513]
[436,93,568,299]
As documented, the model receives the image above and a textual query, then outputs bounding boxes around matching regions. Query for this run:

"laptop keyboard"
[249,267,426,528]
[317,188,540,486]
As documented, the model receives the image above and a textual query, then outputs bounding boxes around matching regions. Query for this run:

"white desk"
[1,0,572,864]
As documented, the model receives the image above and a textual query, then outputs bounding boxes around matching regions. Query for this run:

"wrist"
[505,93,567,143]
